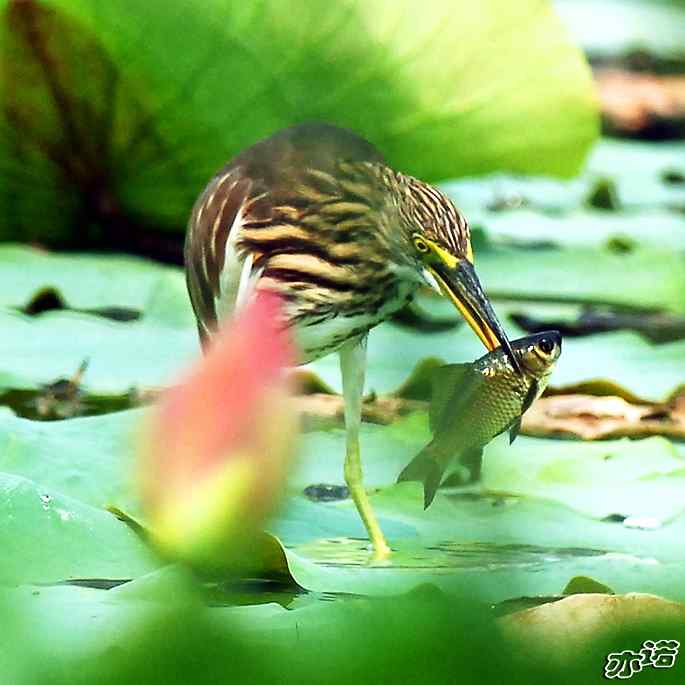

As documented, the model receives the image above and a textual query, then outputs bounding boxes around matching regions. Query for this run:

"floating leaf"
[482,434,685,521]
[0,471,157,585]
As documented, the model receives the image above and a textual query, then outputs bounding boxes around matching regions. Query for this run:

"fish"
[397,331,562,508]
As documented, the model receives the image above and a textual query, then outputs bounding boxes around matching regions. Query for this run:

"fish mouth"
[429,260,521,374]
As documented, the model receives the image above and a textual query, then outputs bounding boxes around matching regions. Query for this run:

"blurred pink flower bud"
[138,292,298,571]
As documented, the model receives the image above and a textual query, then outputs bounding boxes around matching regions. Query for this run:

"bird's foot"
[369,536,391,563]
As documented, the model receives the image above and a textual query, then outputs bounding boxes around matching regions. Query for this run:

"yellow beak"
[429,260,521,373]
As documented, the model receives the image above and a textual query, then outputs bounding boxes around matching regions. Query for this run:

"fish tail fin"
[397,445,445,509]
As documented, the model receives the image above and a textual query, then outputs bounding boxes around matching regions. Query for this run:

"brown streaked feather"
[227,123,385,193]
[184,122,472,361]
[184,123,388,338]
[184,170,254,342]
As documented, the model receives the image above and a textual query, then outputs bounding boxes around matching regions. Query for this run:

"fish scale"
[398,331,562,508]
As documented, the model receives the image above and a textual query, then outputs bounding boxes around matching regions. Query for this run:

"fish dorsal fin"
[429,364,476,431]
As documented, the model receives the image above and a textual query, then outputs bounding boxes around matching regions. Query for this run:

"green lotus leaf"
[0,0,597,245]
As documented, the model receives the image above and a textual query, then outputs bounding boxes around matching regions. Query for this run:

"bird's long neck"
[333,161,418,269]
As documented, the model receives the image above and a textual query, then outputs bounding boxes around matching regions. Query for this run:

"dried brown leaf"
[295,389,685,441]
[294,393,426,426]
[522,394,685,440]
[597,68,685,137]
[499,592,685,668]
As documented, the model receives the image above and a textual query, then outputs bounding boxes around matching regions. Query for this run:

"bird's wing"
[184,169,264,346]
[184,123,385,346]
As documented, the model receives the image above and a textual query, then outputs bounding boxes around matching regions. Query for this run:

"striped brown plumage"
[184,123,471,361]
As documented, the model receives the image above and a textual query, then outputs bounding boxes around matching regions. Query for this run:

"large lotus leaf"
[6,579,626,685]
[275,490,685,598]
[0,580,294,685]
[475,244,685,314]
[8,576,685,685]
[0,411,159,585]
[482,433,685,522]
[585,140,685,211]
[469,209,685,252]
[278,420,685,596]
[0,308,198,393]
[443,139,685,259]
[0,471,158,585]
[0,244,196,330]
[0,244,187,311]
[0,0,597,245]
[0,410,140,508]
[5,406,685,600]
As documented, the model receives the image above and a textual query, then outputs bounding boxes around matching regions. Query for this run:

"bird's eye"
[538,337,555,354]
[413,236,429,253]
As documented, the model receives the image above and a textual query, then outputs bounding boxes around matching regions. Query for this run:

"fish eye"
[538,337,555,354]
[413,235,430,254]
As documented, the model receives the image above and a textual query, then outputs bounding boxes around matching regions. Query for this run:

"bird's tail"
[397,444,446,509]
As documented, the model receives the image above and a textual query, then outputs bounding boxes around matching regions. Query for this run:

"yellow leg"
[339,337,391,560]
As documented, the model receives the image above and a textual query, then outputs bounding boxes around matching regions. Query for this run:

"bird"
[184,123,517,559]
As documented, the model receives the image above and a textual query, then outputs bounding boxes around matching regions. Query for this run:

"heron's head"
[397,175,520,372]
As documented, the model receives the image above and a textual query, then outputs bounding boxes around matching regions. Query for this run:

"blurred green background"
[1,0,685,683]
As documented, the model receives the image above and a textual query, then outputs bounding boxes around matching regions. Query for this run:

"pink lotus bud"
[138,292,298,572]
